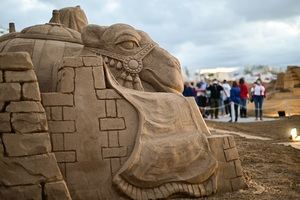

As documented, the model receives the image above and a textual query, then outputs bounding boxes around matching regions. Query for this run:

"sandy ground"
[206,116,300,200]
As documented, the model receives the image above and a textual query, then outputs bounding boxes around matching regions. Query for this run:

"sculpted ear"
[81,24,106,47]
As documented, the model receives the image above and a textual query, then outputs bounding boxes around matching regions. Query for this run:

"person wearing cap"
[207,79,224,119]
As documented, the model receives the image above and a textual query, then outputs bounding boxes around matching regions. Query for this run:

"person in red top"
[239,78,248,118]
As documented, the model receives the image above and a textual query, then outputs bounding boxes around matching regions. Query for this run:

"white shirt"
[222,83,231,98]
[251,85,265,96]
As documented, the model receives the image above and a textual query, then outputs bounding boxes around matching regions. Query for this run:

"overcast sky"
[1,0,300,71]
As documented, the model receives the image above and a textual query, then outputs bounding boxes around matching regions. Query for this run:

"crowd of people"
[183,78,266,122]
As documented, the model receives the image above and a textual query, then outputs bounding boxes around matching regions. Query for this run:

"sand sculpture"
[0,7,246,199]
[259,65,300,117]
[275,66,300,90]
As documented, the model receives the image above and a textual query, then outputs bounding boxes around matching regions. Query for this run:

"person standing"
[196,81,208,118]
[207,79,223,119]
[239,78,248,118]
[251,80,265,120]
[222,80,231,116]
[196,90,208,118]
[183,82,196,97]
[229,81,241,122]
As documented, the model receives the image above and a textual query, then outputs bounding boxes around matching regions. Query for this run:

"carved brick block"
[6,101,44,113]
[44,181,72,200]
[11,113,48,133]
[54,151,76,163]
[63,56,83,68]
[99,117,125,131]
[42,93,74,106]
[219,161,237,179]
[51,133,64,151]
[22,82,41,101]
[96,89,122,99]
[92,66,106,89]
[63,107,76,120]
[102,147,127,158]
[48,121,75,133]
[0,113,11,132]
[0,185,41,200]
[100,132,109,148]
[110,158,121,174]
[5,70,37,82]
[224,147,239,162]
[63,133,77,151]
[51,107,63,121]
[228,136,236,147]
[0,83,21,101]
[106,100,116,117]
[0,52,33,70]
[3,133,51,156]
[223,137,230,149]
[108,131,119,147]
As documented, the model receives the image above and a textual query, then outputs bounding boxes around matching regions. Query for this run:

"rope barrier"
[196,98,287,111]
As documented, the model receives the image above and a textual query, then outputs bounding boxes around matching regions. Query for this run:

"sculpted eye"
[118,41,138,50]
[115,32,140,50]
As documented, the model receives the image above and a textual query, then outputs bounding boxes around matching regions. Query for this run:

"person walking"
[229,81,241,122]
[251,80,265,120]
[239,78,248,118]
[207,79,223,119]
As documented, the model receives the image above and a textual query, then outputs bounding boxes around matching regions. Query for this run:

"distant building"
[194,65,280,83]
[196,67,238,81]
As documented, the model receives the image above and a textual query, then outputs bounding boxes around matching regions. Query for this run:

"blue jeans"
[240,98,247,117]
[253,95,264,119]
[240,98,247,109]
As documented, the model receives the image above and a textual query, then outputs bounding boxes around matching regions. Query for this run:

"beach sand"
[206,116,300,199]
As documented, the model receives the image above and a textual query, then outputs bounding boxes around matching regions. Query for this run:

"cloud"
[0,0,300,72]
[226,0,300,21]
[19,0,50,11]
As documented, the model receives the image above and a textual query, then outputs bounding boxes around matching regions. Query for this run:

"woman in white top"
[250,80,265,120]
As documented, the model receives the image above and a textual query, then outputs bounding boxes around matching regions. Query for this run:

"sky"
[1,0,300,72]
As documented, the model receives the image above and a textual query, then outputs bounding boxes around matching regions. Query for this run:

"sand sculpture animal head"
[82,23,184,93]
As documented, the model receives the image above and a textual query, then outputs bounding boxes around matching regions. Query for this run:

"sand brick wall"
[0,52,71,200]
[41,55,138,199]
[208,134,247,193]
